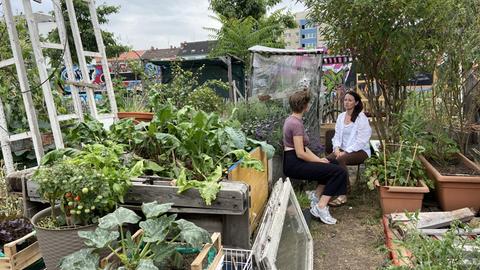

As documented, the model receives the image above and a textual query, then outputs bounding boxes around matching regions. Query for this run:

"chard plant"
[59,202,211,270]
[54,103,275,205]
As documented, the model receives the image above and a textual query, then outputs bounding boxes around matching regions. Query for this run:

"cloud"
[4,0,305,50]
[103,0,221,49]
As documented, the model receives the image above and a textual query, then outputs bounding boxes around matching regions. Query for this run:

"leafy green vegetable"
[60,202,211,270]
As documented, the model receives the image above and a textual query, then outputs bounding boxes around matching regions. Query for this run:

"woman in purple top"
[283,89,348,225]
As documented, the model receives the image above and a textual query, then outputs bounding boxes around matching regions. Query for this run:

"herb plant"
[59,202,211,270]
[364,142,431,189]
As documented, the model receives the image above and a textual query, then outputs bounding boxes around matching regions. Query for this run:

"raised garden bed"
[420,154,480,211]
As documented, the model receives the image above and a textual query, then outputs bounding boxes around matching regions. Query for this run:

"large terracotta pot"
[117,112,153,123]
[419,154,480,211]
[377,180,429,214]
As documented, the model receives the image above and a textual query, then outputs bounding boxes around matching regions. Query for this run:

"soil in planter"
[429,158,480,176]
[150,252,199,270]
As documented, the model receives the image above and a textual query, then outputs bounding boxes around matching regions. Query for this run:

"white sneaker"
[307,191,319,208]
[310,205,337,225]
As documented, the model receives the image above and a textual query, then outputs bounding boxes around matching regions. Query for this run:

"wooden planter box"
[100,231,223,270]
[0,231,42,270]
[377,180,429,214]
[122,178,250,249]
[227,147,269,233]
[419,154,480,211]
[20,148,268,249]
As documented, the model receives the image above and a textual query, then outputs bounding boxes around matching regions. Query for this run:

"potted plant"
[59,201,212,270]
[365,142,431,214]
[117,88,154,123]
[418,131,480,211]
[30,143,144,270]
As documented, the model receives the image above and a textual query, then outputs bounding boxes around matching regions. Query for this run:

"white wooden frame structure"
[0,0,118,175]
[252,178,313,270]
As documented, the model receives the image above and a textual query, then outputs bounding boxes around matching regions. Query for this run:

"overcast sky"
[10,0,305,50]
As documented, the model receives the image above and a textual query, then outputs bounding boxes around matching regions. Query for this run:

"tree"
[210,0,282,20]
[47,0,129,68]
[303,0,456,143]
[431,0,480,153]
[206,11,295,71]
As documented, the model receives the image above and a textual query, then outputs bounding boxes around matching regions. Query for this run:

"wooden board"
[123,180,248,214]
[389,208,476,229]
[228,147,269,232]
[25,178,249,215]
[0,231,42,270]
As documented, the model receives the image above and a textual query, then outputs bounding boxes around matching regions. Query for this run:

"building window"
[302,43,305,48]
[304,33,315,39]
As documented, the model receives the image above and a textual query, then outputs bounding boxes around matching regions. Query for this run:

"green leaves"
[59,248,99,270]
[175,167,222,205]
[59,199,212,269]
[98,207,141,230]
[141,202,173,219]
[79,228,119,249]
[364,143,430,189]
[248,138,275,159]
[150,243,177,263]
[175,219,211,248]
[40,148,80,166]
[139,215,176,243]
[225,127,247,149]
[136,259,158,270]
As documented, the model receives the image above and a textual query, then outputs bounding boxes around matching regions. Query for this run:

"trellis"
[0,0,118,175]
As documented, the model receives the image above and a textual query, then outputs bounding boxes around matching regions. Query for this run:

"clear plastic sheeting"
[251,53,323,99]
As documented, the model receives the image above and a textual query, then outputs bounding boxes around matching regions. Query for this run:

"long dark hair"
[345,91,363,122]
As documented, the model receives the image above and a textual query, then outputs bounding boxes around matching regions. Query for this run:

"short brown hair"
[289,90,311,113]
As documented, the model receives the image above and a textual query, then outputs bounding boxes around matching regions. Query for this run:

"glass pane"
[276,193,309,269]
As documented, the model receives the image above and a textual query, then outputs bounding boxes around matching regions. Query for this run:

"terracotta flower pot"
[419,154,480,211]
[376,180,429,214]
[117,112,153,123]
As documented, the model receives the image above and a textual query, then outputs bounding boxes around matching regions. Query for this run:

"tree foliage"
[206,11,295,70]
[47,0,129,68]
[303,0,477,144]
[431,0,480,153]
[209,0,282,20]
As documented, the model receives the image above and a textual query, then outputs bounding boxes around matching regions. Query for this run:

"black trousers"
[283,150,348,196]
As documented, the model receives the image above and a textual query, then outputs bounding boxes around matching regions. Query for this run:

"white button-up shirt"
[332,112,372,157]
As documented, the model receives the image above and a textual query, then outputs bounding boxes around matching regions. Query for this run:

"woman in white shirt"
[327,91,372,206]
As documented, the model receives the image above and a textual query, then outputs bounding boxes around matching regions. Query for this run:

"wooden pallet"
[0,231,42,270]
